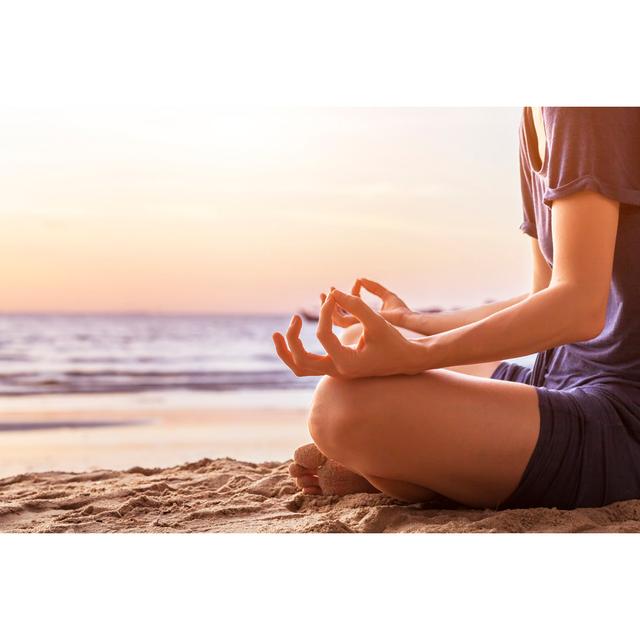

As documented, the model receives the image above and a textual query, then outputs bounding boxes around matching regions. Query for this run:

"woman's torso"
[520,107,640,400]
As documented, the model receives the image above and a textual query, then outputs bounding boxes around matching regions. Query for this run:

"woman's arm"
[400,293,529,335]
[273,191,618,381]
[362,237,552,336]
[407,191,619,371]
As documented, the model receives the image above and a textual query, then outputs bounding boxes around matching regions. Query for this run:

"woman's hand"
[324,278,414,328]
[358,278,414,326]
[272,289,423,378]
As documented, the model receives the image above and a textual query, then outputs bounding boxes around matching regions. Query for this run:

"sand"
[3,456,640,533]
[0,401,310,478]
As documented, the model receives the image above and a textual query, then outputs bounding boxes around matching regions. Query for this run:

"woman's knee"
[307,376,366,459]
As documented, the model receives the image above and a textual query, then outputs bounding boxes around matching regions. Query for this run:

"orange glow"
[0,108,529,313]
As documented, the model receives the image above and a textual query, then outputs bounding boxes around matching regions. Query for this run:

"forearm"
[408,284,602,371]
[398,292,530,335]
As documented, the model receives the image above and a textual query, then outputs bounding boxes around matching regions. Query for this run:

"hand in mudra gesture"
[325,278,413,328]
[272,289,420,379]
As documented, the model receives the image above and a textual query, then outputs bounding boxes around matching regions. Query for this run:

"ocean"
[0,313,535,403]
[0,313,536,474]
[0,314,319,398]
[0,314,323,473]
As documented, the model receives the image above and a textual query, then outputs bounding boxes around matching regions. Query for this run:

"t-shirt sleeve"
[542,107,640,208]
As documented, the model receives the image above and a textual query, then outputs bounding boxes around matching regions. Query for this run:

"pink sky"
[0,108,531,313]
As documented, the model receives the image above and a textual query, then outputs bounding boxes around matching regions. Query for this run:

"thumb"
[330,289,383,328]
[359,278,391,301]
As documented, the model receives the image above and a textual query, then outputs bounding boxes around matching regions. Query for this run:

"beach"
[0,313,315,477]
[4,392,640,533]
[0,394,310,478]
[4,456,640,533]
[2,390,640,534]
[3,313,638,534]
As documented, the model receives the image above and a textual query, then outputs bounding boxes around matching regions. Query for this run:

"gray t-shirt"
[519,107,640,397]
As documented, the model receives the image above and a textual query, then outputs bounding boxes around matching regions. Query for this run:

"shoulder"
[541,108,640,208]
[543,107,640,142]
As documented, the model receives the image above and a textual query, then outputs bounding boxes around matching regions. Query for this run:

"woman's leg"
[307,370,539,508]
[289,322,509,501]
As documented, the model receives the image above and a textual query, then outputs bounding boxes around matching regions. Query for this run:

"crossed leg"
[289,323,540,508]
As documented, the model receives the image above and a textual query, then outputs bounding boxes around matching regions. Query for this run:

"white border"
[1,0,638,108]
[1,1,638,636]
[1,534,638,638]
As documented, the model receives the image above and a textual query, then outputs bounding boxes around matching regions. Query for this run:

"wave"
[0,369,318,396]
[0,313,320,397]
[0,419,151,432]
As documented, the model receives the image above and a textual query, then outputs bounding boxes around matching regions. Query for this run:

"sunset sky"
[0,107,530,313]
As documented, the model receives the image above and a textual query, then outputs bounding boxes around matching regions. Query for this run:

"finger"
[330,289,384,328]
[322,292,353,323]
[323,292,348,324]
[324,291,350,317]
[351,278,362,296]
[284,318,333,374]
[323,288,355,325]
[332,308,359,328]
[277,333,330,376]
[285,315,306,363]
[272,332,301,374]
[327,288,351,318]
[359,277,392,300]
[316,295,347,357]
[320,293,358,320]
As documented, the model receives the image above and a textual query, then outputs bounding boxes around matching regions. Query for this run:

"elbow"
[550,282,608,343]
[571,308,606,342]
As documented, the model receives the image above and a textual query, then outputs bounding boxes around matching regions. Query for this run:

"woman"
[272,107,640,510]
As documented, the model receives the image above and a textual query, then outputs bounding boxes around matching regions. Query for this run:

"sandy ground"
[3,397,640,533]
[0,403,309,478]
[3,456,640,533]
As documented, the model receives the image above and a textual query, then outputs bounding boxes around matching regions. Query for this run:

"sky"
[0,107,531,313]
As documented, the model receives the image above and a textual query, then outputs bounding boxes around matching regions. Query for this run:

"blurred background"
[0,107,532,476]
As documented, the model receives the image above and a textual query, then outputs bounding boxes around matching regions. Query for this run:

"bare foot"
[288,443,380,496]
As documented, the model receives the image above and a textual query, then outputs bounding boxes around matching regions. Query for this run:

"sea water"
[0,314,319,396]
[0,313,535,418]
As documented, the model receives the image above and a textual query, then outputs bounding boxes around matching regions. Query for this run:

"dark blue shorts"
[491,361,640,510]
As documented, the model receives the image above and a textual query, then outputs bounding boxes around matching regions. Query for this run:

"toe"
[296,475,320,489]
[293,443,327,470]
[317,460,379,496]
[289,462,314,478]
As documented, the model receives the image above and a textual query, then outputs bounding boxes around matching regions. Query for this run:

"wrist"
[404,336,438,374]
[399,310,427,332]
